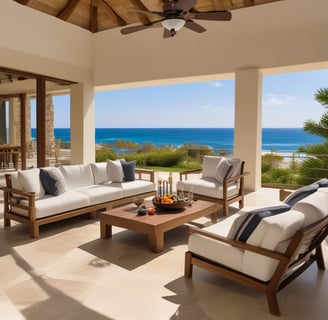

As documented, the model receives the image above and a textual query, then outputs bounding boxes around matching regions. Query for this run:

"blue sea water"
[31,128,324,153]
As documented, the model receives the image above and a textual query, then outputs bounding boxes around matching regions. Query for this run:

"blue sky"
[50,69,328,128]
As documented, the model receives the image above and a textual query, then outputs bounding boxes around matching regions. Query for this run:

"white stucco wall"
[93,0,328,88]
[0,0,93,83]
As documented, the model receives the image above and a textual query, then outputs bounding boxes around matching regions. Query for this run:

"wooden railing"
[0,145,21,170]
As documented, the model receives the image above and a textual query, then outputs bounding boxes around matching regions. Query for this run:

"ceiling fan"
[120,0,232,38]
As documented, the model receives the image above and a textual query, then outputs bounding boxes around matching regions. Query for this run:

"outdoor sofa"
[184,179,328,315]
[1,160,156,238]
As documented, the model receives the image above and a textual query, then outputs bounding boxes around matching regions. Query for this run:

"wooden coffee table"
[100,200,221,253]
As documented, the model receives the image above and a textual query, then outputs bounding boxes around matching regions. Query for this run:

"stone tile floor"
[0,180,328,319]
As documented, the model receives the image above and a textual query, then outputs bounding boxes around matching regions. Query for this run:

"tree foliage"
[298,88,328,183]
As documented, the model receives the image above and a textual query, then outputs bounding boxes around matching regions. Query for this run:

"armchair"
[177,156,249,216]
[184,187,328,316]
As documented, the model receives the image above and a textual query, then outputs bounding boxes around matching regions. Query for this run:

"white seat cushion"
[188,213,245,272]
[75,184,123,206]
[60,164,94,189]
[14,190,90,219]
[177,178,239,199]
[119,180,156,198]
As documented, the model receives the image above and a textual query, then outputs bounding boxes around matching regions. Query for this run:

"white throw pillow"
[106,159,124,182]
[215,157,232,183]
[91,162,109,184]
[226,158,242,179]
[18,168,45,199]
[202,156,222,179]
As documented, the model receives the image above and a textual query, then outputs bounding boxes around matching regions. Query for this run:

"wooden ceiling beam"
[90,0,98,33]
[57,0,82,21]
[99,1,129,26]
[210,0,233,10]
[14,0,30,5]
[0,67,76,86]
[243,0,255,6]
[128,0,153,25]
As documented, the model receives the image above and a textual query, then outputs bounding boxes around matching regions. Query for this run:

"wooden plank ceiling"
[13,0,282,33]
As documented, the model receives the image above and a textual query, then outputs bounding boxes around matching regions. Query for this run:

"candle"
[168,173,173,194]
[158,177,162,196]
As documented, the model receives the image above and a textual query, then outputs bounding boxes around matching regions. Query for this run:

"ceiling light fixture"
[161,18,185,36]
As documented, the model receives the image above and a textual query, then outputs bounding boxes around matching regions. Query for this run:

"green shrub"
[145,149,185,167]
[96,145,117,162]
[262,167,295,184]
[123,153,147,166]
[297,157,328,185]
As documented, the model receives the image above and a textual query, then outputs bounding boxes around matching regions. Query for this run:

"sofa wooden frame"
[185,211,328,316]
[1,168,156,238]
[179,161,249,216]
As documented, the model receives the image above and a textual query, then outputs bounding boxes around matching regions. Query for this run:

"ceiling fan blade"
[184,20,206,33]
[120,18,166,35]
[120,23,154,35]
[129,9,165,18]
[190,11,232,21]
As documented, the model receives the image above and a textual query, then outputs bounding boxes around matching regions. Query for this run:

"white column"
[70,83,95,164]
[234,69,263,191]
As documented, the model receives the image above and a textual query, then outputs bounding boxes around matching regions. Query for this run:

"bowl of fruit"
[152,194,189,210]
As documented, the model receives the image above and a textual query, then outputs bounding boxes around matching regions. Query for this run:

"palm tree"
[297,88,328,184]
[303,88,328,139]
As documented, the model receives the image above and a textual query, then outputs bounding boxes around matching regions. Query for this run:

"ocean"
[32,128,324,153]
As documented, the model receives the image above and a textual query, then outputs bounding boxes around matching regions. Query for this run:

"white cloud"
[208,81,224,88]
[263,93,296,106]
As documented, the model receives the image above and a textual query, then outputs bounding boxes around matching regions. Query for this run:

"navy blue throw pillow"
[121,160,136,181]
[40,168,67,196]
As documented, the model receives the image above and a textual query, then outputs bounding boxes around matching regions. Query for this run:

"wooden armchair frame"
[185,215,328,316]
[179,161,249,216]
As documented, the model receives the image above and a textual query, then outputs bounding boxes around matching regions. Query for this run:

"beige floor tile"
[0,188,328,319]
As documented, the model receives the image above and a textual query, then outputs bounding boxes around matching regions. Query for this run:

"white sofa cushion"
[291,190,328,227]
[18,168,45,199]
[60,164,94,189]
[75,184,123,206]
[177,178,239,199]
[118,180,156,198]
[106,159,124,182]
[201,156,222,179]
[91,162,108,184]
[242,210,304,281]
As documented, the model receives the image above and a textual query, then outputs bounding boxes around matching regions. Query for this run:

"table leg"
[100,221,112,239]
[148,228,164,253]
[210,211,218,223]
